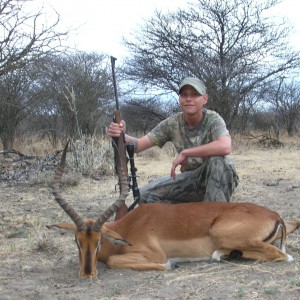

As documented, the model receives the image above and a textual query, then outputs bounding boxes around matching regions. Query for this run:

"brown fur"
[49,202,299,277]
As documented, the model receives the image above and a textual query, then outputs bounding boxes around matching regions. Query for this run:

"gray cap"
[179,77,207,95]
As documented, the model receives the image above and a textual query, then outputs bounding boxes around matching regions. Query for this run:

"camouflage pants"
[139,156,239,203]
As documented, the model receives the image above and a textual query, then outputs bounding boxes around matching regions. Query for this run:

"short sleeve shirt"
[146,109,230,171]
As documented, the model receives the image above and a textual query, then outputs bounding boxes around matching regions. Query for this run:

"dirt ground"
[0,146,300,300]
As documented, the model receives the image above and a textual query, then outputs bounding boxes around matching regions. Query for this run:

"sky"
[34,0,300,60]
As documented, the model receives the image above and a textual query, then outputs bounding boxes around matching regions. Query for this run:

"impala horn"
[93,166,129,231]
[52,140,86,231]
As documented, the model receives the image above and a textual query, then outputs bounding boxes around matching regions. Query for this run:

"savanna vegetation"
[0,1,300,299]
[1,136,300,299]
[0,0,299,156]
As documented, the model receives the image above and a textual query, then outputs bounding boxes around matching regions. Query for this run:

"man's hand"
[107,120,126,138]
[170,152,187,180]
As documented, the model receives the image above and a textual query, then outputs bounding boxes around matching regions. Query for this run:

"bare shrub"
[35,233,57,253]
[68,136,114,178]
[233,131,300,152]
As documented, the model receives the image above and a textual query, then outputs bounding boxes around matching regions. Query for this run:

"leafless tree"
[31,53,114,140]
[123,0,300,129]
[0,68,31,149]
[268,78,300,136]
[122,96,178,135]
[0,0,69,149]
[0,0,68,76]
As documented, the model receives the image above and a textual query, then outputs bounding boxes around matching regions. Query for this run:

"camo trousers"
[139,156,239,203]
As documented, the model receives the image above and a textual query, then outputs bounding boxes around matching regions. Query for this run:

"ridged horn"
[93,163,129,232]
[52,140,86,231]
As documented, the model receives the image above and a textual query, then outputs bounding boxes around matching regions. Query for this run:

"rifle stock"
[113,110,128,178]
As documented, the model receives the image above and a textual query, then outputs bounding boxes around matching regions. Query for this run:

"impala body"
[99,202,298,269]
[50,201,300,278]
[48,142,300,278]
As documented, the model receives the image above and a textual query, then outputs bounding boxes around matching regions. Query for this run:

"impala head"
[48,140,129,278]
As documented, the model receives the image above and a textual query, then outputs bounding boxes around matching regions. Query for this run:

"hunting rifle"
[110,56,140,211]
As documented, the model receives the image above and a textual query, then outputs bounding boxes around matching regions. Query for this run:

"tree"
[123,0,300,129]
[268,78,300,136]
[281,81,300,136]
[122,96,177,135]
[0,68,31,149]
[0,0,69,149]
[32,53,114,140]
[0,0,68,76]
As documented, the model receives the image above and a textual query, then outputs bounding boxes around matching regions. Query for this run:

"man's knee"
[206,156,227,168]
[203,156,239,199]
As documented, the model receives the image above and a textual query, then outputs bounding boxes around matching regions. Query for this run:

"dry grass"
[0,133,300,299]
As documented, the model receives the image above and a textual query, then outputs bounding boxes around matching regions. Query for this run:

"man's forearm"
[181,137,231,158]
[124,134,155,154]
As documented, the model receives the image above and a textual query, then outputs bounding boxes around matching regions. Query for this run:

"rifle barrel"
[110,56,119,110]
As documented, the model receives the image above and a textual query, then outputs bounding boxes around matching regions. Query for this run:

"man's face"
[179,85,208,116]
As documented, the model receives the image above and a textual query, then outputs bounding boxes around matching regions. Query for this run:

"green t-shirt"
[147,109,231,171]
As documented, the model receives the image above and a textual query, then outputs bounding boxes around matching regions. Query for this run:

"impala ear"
[101,226,132,246]
[46,224,77,236]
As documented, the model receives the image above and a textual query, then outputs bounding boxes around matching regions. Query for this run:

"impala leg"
[235,241,292,262]
[212,242,291,262]
[106,252,168,271]
[212,249,241,261]
[209,216,291,262]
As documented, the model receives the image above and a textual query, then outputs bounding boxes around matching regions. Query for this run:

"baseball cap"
[179,77,207,95]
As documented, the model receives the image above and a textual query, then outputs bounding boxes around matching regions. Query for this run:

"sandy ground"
[0,147,299,300]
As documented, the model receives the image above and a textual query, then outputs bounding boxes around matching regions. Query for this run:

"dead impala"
[48,142,300,278]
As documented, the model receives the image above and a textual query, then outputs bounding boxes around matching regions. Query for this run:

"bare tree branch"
[0,0,69,76]
[123,0,300,129]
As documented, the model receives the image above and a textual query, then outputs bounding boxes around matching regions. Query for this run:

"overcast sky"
[36,0,300,59]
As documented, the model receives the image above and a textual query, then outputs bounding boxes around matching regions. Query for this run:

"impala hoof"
[166,260,179,270]
[170,262,179,269]
[228,250,242,260]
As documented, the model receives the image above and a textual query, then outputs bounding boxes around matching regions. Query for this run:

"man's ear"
[46,223,77,236]
[101,226,132,246]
